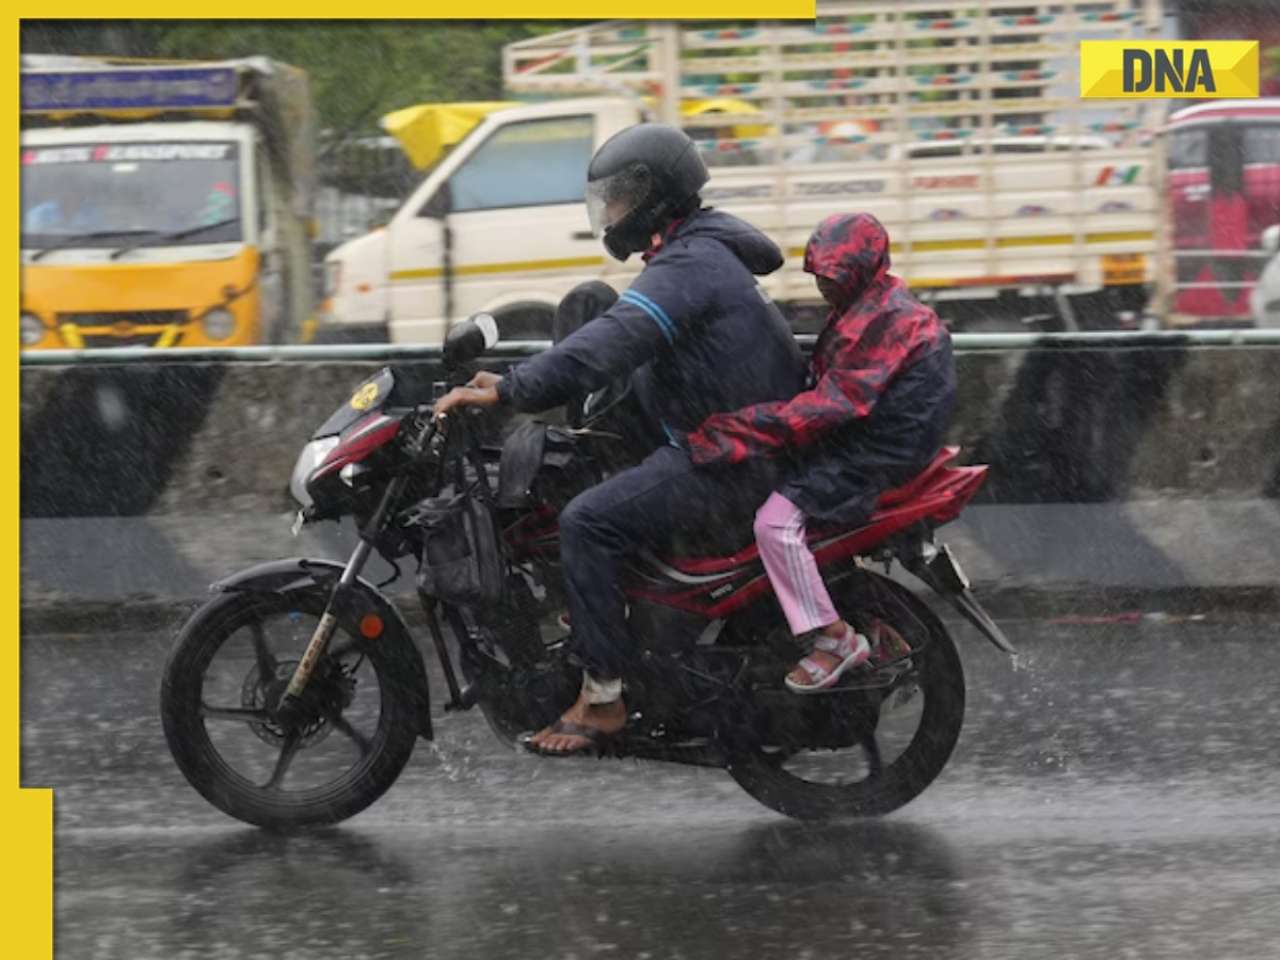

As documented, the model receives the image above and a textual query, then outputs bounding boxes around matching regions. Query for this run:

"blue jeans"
[558,444,779,679]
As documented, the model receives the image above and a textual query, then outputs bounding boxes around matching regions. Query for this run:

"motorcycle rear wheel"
[726,572,965,820]
[160,588,419,829]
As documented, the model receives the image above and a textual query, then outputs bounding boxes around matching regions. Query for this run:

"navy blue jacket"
[497,209,803,436]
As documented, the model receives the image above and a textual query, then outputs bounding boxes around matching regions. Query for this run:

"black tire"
[727,572,965,820]
[160,588,419,829]
[494,303,555,340]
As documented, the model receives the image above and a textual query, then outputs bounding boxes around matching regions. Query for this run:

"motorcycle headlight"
[201,308,237,342]
[290,436,340,507]
[20,313,45,346]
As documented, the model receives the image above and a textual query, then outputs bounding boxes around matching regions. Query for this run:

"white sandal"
[785,625,871,694]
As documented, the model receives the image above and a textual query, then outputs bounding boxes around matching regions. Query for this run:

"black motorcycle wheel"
[726,572,965,820]
[161,589,419,829]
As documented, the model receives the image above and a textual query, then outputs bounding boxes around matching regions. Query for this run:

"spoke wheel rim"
[192,601,390,802]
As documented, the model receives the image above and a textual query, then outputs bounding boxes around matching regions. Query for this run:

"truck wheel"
[494,304,554,340]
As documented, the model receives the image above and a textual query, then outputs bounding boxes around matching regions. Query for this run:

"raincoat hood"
[803,213,891,300]
[673,208,785,276]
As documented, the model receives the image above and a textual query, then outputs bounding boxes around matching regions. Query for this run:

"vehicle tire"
[160,588,419,829]
[726,572,965,820]
[494,303,555,340]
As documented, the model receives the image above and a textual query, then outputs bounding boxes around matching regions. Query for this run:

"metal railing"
[18,328,1280,367]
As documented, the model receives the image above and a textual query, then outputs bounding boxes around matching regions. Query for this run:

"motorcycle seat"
[654,446,963,575]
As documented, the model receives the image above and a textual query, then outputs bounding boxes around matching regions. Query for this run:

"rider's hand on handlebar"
[433,373,503,421]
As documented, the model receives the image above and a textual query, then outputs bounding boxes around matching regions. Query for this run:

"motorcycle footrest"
[443,683,479,712]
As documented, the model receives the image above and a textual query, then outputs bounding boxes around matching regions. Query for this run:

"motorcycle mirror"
[474,312,499,349]
[443,313,499,368]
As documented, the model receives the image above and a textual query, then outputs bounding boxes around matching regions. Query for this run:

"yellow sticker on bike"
[350,382,379,410]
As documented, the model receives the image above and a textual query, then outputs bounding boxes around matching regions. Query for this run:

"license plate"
[1102,253,1146,286]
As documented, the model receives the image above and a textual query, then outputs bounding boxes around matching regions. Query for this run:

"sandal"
[518,719,618,758]
[785,625,871,694]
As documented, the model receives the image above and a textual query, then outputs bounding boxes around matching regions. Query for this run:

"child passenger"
[687,213,957,692]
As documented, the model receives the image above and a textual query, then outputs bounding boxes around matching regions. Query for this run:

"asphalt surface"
[22,613,1280,959]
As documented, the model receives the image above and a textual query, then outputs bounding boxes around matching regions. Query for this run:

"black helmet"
[586,123,709,261]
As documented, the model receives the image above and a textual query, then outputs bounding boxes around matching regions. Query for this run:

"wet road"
[22,613,1280,959]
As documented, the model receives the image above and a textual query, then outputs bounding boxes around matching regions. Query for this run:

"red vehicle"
[1166,98,1280,325]
[160,317,1012,829]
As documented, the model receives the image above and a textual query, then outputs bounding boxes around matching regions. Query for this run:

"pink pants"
[753,492,839,637]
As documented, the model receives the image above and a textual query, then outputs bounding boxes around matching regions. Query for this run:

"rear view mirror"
[442,313,499,368]
[475,312,499,349]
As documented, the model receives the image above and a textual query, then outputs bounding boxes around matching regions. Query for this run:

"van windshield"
[21,141,243,249]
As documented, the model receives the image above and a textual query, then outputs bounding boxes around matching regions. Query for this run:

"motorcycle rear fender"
[212,557,433,740]
[897,541,1016,655]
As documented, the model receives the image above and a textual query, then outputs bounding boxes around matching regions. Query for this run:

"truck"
[1160,98,1280,328]
[20,55,317,350]
[319,0,1166,344]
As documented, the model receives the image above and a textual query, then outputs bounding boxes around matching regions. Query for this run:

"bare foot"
[527,691,626,755]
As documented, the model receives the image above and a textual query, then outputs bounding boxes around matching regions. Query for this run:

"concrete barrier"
[21,342,1280,516]
[19,340,1280,626]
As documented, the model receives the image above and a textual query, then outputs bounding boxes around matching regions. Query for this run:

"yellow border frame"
[11,14,52,952]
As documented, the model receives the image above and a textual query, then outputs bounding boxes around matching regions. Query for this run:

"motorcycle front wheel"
[160,588,420,829]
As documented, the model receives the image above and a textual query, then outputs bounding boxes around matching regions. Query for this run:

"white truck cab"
[320,97,646,343]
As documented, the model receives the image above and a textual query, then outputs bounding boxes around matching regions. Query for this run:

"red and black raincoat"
[687,212,957,524]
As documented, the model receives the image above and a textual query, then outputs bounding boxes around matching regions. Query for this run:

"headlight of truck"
[290,436,340,507]
[201,308,236,341]
[20,313,45,346]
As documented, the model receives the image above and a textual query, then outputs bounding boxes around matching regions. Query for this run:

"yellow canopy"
[379,97,774,170]
[681,98,772,140]
[379,101,516,170]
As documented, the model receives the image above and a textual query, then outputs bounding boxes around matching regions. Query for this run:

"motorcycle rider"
[434,122,803,756]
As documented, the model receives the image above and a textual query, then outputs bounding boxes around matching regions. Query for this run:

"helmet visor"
[585,163,653,238]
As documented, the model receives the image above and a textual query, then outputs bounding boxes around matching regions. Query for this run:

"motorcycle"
[161,315,1014,829]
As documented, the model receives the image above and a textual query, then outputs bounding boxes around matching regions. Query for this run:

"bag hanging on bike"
[411,491,506,606]
[411,445,506,606]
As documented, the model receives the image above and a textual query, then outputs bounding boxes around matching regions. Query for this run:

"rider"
[687,212,957,692]
[434,122,803,756]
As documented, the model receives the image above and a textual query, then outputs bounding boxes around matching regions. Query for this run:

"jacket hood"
[674,208,785,276]
[802,213,891,299]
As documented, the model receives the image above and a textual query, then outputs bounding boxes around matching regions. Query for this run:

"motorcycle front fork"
[274,459,416,727]
[273,538,376,728]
